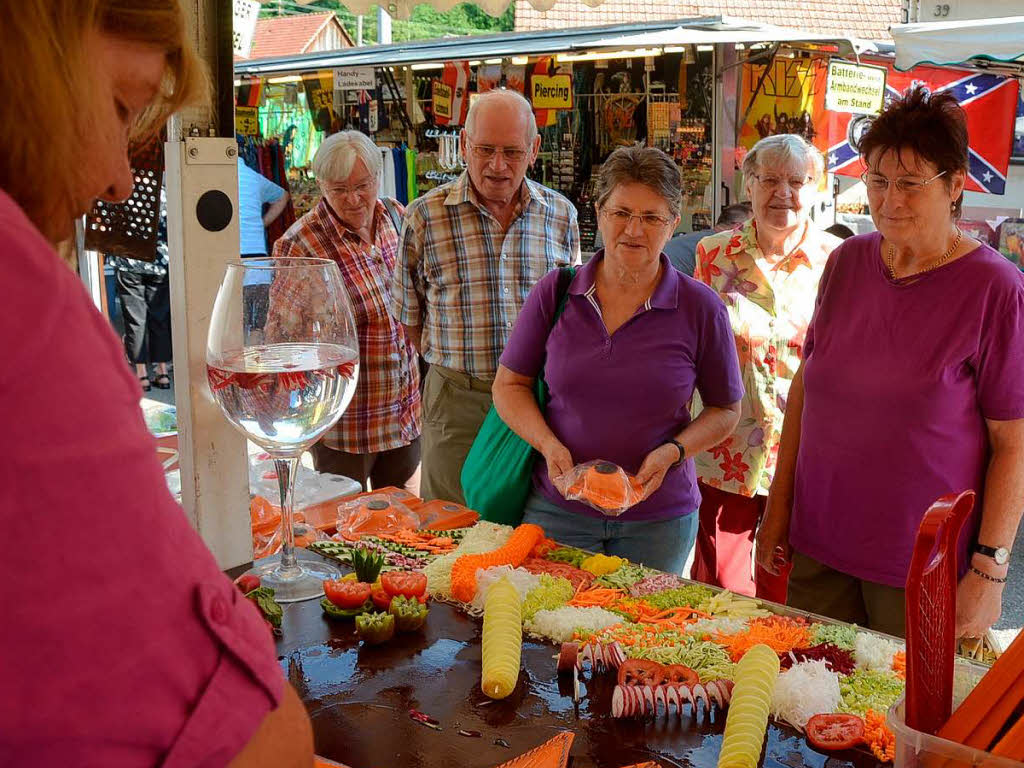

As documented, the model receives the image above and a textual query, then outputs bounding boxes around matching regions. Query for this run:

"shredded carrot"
[530,537,558,558]
[864,709,896,763]
[713,616,812,662]
[568,587,626,607]
[377,529,458,554]
[891,650,906,679]
[449,523,544,603]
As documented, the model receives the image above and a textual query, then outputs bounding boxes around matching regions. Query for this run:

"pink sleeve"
[0,191,283,768]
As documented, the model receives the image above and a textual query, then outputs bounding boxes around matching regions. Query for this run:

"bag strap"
[381,197,402,235]
[550,265,577,332]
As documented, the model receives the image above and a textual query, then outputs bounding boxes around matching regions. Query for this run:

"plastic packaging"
[554,460,646,516]
[253,520,330,559]
[413,499,480,530]
[336,494,420,539]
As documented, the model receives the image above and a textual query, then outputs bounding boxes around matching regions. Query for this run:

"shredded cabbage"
[771,660,842,730]
[855,632,904,671]
[687,616,750,638]
[595,563,650,589]
[525,606,623,644]
[470,566,541,611]
[810,623,858,651]
[630,636,736,682]
[839,669,905,717]
[522,575,574,621]
[644,584,716,612]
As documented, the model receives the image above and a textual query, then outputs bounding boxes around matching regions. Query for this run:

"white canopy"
[279,0,610,19]
[891,16,1024,71]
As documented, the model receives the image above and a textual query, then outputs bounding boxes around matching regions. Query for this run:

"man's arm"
[263,192,290,227]
[228,681,314,768]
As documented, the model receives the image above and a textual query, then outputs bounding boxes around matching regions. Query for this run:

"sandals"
[153,374,171,390]
[139,375,152,392]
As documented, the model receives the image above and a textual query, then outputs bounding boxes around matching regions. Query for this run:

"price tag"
[235,105,259,136]
[433,80,453,122]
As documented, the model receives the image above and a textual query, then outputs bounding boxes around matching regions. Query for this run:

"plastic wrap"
[336,495,420,539]
[554,461,646,516]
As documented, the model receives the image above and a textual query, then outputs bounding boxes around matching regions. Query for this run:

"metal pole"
[357,15,364,46]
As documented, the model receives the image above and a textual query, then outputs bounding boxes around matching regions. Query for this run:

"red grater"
[905,490,976,735]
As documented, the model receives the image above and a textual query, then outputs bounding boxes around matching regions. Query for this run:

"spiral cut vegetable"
[450,523,544,603]
[717,644,780,768]
[481,577,523,699]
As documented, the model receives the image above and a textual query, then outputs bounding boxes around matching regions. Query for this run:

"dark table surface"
[261,555,883,768]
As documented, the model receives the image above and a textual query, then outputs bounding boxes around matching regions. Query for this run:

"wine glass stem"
[274,456,301,576]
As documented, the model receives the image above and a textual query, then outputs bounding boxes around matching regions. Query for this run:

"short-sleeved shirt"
[663,229,714,275]
[238,157,285,256]
[500,252,745,522]
[790,232,1024,587]
[273,198,421,454]
[390,171,580,379]
[0,188,283,767]
[693,219,838,497]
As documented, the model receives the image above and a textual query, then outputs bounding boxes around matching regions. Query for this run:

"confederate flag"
[824,63,1019,194]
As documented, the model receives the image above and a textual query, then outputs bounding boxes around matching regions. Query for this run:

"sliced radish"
[641,685,655,714]
[612,686,625,717]
[706,680,723,709]
[664,684,680,713]
[718,679,734,701]
[678,683,696,712]
[654,685,667,714]
[558,642,579,674]
[693,683,709,712]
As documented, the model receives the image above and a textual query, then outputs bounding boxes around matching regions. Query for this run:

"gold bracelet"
[970,566,1007,584]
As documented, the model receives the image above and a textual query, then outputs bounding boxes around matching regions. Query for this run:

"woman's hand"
[955,565,1006,638]
[635,444,679,499]
[755,494,793,576]
[541,438,574,486]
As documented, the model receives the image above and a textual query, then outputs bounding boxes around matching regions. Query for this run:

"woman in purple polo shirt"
[756,87,1024,638]
[493,145,744,574]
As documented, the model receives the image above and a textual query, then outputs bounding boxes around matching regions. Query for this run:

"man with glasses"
[391,88,580,504]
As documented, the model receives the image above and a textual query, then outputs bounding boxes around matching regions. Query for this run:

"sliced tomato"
[323,579,372,609]
[663,664,699,687]
[370,583,393,611]
[806,713,866,751]
[380,570,428,599]
[235,574,261,594]
[617,659,667,687]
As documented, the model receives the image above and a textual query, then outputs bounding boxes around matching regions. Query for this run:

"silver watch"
[974,544,1010,566]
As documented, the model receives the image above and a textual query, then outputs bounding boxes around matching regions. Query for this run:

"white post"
[164,0,252,569]
[357,15,364,46]
[377,6,392,44]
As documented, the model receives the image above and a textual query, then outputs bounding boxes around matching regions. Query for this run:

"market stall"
[233,18,880,248]
[233,493,1001,768]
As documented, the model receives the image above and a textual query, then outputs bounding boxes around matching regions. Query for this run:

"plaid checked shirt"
[390,172,580,379]
[272,198,421,454]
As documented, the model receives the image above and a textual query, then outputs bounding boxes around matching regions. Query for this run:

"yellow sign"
[530,74,573,110]
[235,105,259,136]
[825,60,887,115]
[432,80,453,122]
[738,58,826,153]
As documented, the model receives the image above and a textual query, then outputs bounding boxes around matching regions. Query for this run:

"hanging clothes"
[379,148,397,200]
[392,146,408,205]
[405,147,418,202]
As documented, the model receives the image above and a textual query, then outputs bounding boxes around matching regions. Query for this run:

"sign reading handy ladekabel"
[333,67,375,91]
[530,74,573,110]
[825,60,887,115]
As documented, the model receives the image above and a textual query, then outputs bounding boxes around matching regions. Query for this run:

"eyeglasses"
[753,174,814,192]
[324,178,376,197]
[468,144,529,162]
[601,207,674,229]
[860,170,947,194]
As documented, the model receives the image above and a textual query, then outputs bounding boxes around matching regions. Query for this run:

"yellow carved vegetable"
[718,644,780,768]
[481,577,523,699]
[580,554,625,576]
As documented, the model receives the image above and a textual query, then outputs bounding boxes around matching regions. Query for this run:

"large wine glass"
[207,257,359,602]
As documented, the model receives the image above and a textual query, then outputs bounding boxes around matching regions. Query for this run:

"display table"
[266,555,883,768]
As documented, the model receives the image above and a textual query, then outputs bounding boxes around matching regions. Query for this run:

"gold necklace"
[887,227,963,280]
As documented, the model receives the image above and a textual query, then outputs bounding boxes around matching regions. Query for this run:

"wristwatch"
[667,440,686,468]
[974,544,1010,566]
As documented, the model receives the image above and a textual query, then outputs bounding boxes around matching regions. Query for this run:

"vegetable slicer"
[905,490,976,735]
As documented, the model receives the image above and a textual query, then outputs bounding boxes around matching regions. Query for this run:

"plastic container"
[887,661,1022,768]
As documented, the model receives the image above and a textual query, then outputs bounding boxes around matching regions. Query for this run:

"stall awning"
[235,16,884,76]
[891,17,1024,71]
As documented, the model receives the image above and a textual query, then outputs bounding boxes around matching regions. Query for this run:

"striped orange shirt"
[272,198,421,454]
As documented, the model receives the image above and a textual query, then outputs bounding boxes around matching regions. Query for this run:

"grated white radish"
[771,659,842,730]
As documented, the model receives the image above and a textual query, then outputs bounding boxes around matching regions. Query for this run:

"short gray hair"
[595,144,682,213]
[312,130,382,182]
[742,133,825,184]
[464,88,537,143]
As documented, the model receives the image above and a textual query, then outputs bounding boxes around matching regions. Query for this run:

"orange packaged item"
[413,499,480,530]
[365,485,425,510]
[336,494,419,540]
[555,461,646,516]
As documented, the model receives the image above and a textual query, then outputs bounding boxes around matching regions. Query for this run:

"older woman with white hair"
[272,130,422,493]
[689,133,840,602]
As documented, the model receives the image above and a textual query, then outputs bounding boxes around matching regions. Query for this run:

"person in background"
[691,134,840,604]
[663,202,752,275]
[756,88,1024,637]
[273,130,421,494]
[391,88,580,504]
[825,222,855,239]
[493,145,743,573]
[111,191,172,391]
[238,157,289,331]
[0,1,313,766]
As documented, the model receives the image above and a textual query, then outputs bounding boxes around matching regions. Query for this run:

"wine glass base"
[244,553,342,603]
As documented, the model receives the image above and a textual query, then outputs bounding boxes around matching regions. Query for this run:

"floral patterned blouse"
[692,218,839,497]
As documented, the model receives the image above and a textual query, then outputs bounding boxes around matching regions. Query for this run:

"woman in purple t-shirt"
[756,86,1024,638]
[494,146,744,574]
